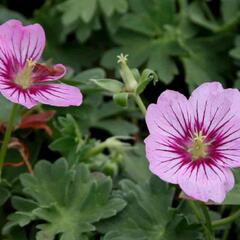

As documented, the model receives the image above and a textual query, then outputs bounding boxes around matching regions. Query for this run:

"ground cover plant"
[1,0,240,239]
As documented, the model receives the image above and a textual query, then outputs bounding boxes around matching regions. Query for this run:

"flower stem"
[212,208,240,228]
[199,203,214,235]
[134,94,147,116]
[84,141,108,159]
[188,200,204,221]
[188,201,214,240]
[222,226,230,240]
[0,104,19,179]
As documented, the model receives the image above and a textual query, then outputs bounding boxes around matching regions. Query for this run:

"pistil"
[188,131,208,160]
[15,58,35,89]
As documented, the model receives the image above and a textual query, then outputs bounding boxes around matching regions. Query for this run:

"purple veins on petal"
[0,19,83,108]
[145,82,240,203]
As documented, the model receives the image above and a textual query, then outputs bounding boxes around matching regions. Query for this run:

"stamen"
[188,131,208,160]
[15,58,36,89]
[27,58,36,68]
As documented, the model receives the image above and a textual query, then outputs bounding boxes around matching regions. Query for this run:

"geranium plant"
[1,1,240,240]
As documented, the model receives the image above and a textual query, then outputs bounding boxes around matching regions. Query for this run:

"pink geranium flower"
[0,20,82,108]
[145,82,240,203]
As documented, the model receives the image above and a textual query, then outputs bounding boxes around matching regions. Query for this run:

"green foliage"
[122,144,151,183]
[100,0,236,90]
[1,0,240,239]
[97,176,201,240]
[56,0,128,43]
[0,185,10,206]
[91,79,124,93]
[0,6,26,23]
[0,95,14,122]
[31,0,240,90]
[4,159,126,240]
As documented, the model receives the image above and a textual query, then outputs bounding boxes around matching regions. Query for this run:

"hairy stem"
[134,94,147,116]
[0,104,19,179]
[188,201,214,240]
[212,208,240,228]
[200,203,214,236]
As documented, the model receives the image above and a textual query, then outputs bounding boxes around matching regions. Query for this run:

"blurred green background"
[1,0,240,98]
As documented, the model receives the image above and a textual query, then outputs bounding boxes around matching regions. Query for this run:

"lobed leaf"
[5,159,126,240]
[98,176,200,240]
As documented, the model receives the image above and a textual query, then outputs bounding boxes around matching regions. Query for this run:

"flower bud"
[117,54,138,92]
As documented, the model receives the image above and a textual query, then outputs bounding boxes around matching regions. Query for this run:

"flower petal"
[146,90,193,139]
[178,163,234,203]
[193,87,240,168]
[0,81,37,108]
[0,19,45,68]
[145,135,187,184]
[189,82,224,105]
[30,83,83,107]
[189,82,229,133]
[32,64,67,82]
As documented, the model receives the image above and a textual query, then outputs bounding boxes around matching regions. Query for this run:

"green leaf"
[6,159,126,240]
[128,0,176,27]
[59,0,97,25]
[182,57,210,91]
[98,0,128,17]
[49,136,76,154]
[0,94,14,122]
[74,68,106,84]
[230,35,240,59]
[95,119,138,135]
[44,43,100,70]
[182,36,231,91]
[80,0,97,23]
[0,186,10,206]
[148,46,178,84]
[75,17,101,43]
[91,79,124,93]
[98,176,200,240]
[122,144,151,183]
[99,0,115,16]
[120,14,158,37]
[115,0,128,14]
[76,23,92,42]
[4,227,28,240]
[34,5,67,45]
[221,0,240,23]
[188,1,219,31]
[0,6,26,23]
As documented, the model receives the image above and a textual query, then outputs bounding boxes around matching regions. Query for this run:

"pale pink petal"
[145,135,186,184]
[32,64,67,82]
[30,83,83,107]
[0,19,45,68]
[189,82,224,106]
[189,83,240,168]
[178,163,234,203]
[145,82,240,203]
[146,90,193,139]
[205,89,240,168]
[189,82,231,133]
[0,80,37,108]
